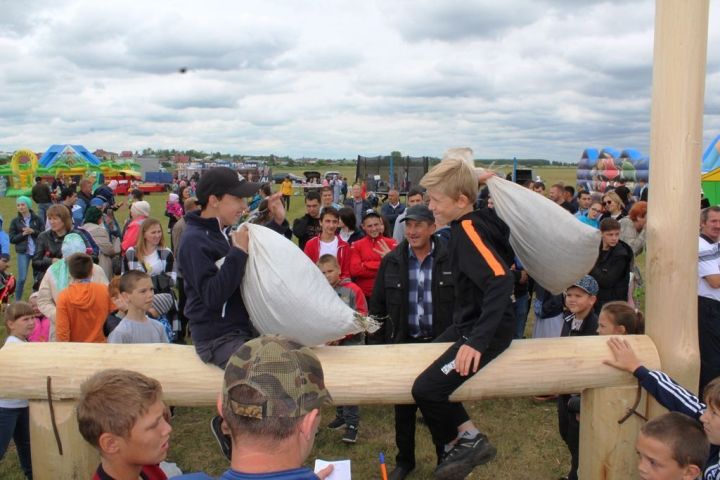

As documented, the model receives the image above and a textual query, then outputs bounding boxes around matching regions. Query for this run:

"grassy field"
[1,166,581,479]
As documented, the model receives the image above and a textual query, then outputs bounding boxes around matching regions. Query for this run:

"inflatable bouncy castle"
[701,135,720,206]
[576,148,650,194]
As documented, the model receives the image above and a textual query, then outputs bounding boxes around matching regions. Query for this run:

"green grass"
[1,166,580,478]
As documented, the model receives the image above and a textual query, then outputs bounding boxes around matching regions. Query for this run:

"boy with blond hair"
[412,149,515,479]
[77,369,172,480]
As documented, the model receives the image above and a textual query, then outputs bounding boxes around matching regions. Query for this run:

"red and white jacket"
[303,234,351,280]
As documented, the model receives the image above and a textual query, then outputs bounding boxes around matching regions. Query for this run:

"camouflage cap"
[223,335,332,420]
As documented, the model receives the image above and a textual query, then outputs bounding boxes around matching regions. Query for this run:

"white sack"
[484,173,600,294]
[441,147,600,295]
[241,223,378,346]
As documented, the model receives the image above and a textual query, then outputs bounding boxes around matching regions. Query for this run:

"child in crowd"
[557,275,599,480]
[108,271,169,344]
[27,292,49,342]
[165,193,183,233]
[55,253,113,343]
[318,254,366,444]
[637,412,708,480]
[532,282,565,339]
[604,337,719,479]
[147,293,176,343]
[413,152,516,477]
[596,301,645,335]
[0,254,16,306]
[77,369,171,480]
[590,218,634,313]
[104,276,126,337]
[0,302,36,479]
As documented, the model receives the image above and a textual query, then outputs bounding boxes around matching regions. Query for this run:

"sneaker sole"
[342,434,358,443]
[433,443,497,480]
[209,417,232,460]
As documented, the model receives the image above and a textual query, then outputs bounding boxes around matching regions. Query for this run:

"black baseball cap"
[401,205,434,223]
[196,167,260,206]
[362,209,382,221]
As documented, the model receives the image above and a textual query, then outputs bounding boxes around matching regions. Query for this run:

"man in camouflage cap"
[176,335,335,480]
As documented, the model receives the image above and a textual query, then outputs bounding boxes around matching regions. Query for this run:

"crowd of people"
[0,163,718,480]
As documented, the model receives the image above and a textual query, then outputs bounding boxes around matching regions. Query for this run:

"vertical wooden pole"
[29,400,98,480]
[578,386,647,479]
[645,0,709,399]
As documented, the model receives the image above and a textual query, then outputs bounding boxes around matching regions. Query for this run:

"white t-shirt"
[144,250,165,277]
[108,317,169,344]
[698,236,720,301]
[0,336,29,408]
[319,237,339,258]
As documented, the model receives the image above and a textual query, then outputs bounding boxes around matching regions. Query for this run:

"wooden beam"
[29,400,99,480]
[0,336,660,406]
[578,386,647,480]
[645,0,709,398]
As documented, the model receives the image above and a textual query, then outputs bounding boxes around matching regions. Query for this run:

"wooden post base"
[29,400,98,480]
[578,386,647,480]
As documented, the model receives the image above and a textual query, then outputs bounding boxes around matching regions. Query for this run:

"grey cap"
[401,205,434,223]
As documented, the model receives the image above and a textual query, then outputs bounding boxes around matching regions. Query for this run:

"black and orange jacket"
[449,209,515,353]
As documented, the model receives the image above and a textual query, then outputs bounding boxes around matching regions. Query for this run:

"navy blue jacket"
[634,366,719,478]
[177,211,287,344]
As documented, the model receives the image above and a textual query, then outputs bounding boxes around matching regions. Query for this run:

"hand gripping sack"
[484,173,600,294]
[241,223,379,346]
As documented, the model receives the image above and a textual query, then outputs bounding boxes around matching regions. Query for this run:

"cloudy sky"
[0,0,718,162]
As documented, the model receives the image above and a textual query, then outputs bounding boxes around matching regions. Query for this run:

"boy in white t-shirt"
[0,302,36,478]
[108,270,169,344]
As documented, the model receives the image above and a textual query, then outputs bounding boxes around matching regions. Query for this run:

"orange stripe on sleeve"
[461,220,506,277]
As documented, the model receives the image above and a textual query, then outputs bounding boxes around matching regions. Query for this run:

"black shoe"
[389,464,414,480]
[327,417,346,430]
[342,425,358,443]
[433,433,497,480]
[210,415,232,460]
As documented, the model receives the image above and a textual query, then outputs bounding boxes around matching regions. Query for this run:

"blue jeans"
[0,406,32,479]
[15,253,32,301]
[513,293,530,339]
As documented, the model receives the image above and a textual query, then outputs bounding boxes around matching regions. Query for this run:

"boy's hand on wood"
[455,344,482,376]
[602,337,642,373]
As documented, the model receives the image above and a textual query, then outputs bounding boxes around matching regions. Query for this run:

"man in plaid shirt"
[369,204,455,480]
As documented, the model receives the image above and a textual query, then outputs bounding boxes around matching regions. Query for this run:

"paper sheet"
[314,459,351,480]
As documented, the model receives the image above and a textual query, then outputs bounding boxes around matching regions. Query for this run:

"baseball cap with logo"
[568,275,599,296]
[223,335,332,420]
[400,205,434,224]
[196,167,261,207]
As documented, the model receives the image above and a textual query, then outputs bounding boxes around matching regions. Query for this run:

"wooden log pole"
[578,386,647,480]
[0,337,660,406]
[29,400,99,480]
[645,0,709,397]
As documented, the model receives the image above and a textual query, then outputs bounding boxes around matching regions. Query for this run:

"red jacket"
[349,235,397,297]
[303,235,351,279]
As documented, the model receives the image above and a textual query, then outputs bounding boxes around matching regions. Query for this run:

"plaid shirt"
[407,242,434,338]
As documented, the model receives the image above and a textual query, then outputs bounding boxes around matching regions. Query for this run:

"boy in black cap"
[177,167,287,368]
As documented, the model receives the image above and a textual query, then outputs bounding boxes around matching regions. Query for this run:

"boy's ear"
[589,295,597,306]
[682,464,701,480]
[456,194,472,209]
[98,432,122,456]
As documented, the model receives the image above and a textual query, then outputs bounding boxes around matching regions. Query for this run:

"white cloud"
[0,0,717,161]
